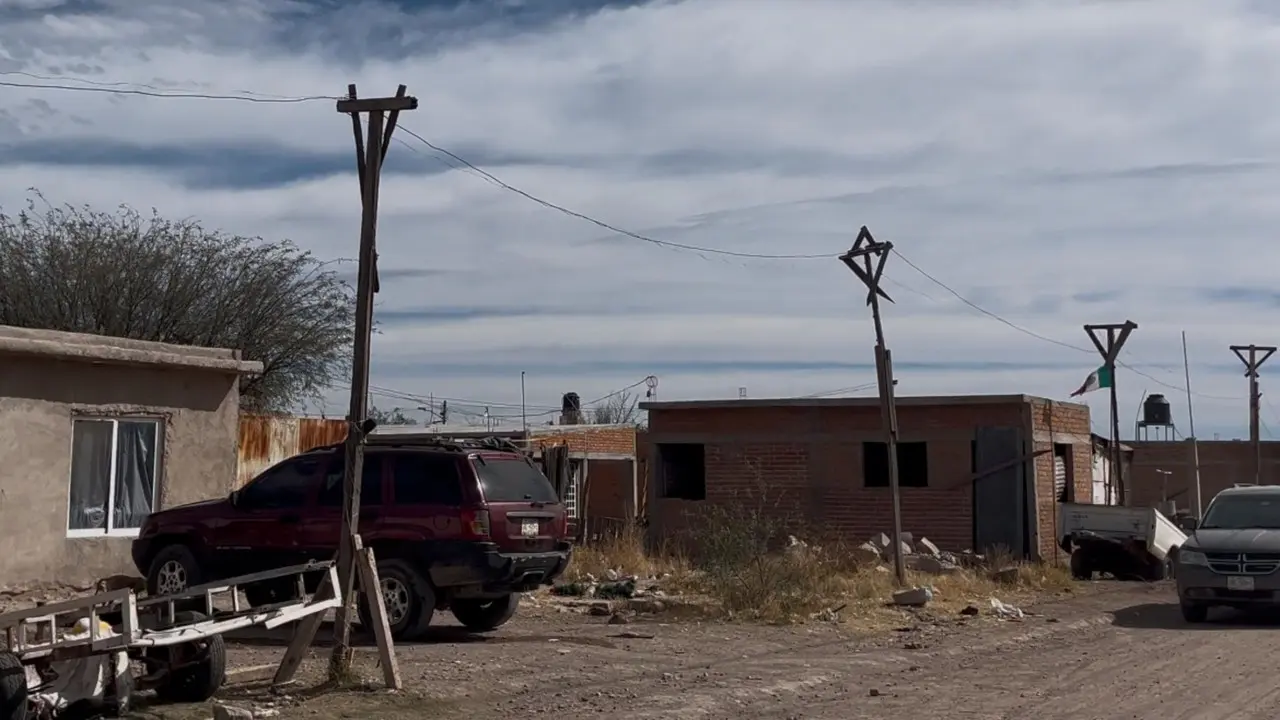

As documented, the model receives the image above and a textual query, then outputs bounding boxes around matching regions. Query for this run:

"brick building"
[1129,439,1280,513]
[640,394,1092,561]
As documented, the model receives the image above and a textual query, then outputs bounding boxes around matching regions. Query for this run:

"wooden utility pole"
[1230,344,1275,484]
[330,84,417,679]
[840,226,906,586]
[1083,322,1136,505]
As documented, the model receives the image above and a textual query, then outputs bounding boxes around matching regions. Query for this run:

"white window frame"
[66,416,164,539]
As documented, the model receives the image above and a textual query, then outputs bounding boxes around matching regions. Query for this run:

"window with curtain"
[67,418,162,537]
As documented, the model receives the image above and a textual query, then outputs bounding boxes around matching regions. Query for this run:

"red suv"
[130,436,571,639]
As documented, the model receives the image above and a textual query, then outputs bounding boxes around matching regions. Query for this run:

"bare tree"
[368,406,419,426]
[590,391,641,425]
[0,195,354,413]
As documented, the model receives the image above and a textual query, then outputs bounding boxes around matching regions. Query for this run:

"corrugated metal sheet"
[236,415,346,488]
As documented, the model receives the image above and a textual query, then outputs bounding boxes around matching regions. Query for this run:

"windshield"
[472,457,559,503]
[1200,495,1280,529]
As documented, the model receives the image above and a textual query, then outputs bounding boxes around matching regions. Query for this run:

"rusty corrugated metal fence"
[236,414,347,488]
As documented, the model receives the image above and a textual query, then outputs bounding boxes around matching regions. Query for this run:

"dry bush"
[567,524,690,581]
[561,493,1074,625]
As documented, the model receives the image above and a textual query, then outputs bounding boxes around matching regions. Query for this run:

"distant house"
[640,394,1095,561]
[0,325,261,589]
[1090,433,1132,506]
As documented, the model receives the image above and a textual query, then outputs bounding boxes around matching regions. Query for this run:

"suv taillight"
[463,509,491,539]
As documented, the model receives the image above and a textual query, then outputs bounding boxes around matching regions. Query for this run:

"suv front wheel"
[147,544,203,597]
[451,594,520,632]
[359,558,435,641]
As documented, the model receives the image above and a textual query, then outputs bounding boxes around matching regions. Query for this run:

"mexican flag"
[1071,365,1113,397]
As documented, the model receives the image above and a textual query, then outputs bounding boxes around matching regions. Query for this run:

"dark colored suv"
[130,436,571,639]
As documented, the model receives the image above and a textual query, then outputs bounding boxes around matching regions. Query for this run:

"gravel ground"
[121,579,1278,719]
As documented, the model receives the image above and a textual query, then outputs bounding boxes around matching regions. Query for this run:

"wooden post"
[839,227,906,586]
[275,570,335,686]
[356,539,401,689]
[328,84,417,680]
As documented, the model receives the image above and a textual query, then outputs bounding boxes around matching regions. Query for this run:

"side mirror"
[1176,516,1198,532]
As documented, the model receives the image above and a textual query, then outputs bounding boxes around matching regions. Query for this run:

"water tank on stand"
[1137,393,1175,440]
[1143,394,1172,426]
[560,392,583,425]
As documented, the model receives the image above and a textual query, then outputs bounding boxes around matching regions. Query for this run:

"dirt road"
[201,583,1280,719]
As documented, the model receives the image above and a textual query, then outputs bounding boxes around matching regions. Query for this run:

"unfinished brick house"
[1129,439,1280,513]
[641,394,1092,561]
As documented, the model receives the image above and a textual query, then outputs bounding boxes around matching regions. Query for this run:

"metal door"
[973,426,1028,558]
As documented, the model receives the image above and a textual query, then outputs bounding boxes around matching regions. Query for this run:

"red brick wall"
[1029,400,1093,561]
[1130,440,1280,512]
[531,425,636,455]
[646,400,1041,555]
[582,459,633,533]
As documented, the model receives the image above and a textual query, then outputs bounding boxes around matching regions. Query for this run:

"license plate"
[521,519,539,538]
[1228,575,1255,591]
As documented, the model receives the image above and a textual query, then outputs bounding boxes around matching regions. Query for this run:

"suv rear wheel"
[358,558,434,641]
[451,594,520,632]
[147,544,203,597]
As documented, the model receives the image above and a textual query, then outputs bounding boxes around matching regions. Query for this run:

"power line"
[490,378,653,420]
[801,381,880,398]
[0,78,337,103]
[395,126,835,261]
[2,73,1249,402]
[889,247,1242,402]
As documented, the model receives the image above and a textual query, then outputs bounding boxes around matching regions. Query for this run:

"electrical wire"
[1,72,1251,404]
[889,247,1243,402]
[0,77,338,103]
[395,126,836,261]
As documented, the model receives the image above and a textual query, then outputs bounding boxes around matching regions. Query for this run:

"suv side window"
[391,453,464,506]
[241,455,325,509]
[318,453,384,507]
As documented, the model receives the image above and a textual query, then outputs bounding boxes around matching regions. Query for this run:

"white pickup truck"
[1058,502,1188,581]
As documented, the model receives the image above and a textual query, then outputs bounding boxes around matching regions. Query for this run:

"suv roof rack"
[309,434,529,455]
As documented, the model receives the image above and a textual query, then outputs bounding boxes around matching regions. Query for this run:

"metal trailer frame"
[0,561,341,715]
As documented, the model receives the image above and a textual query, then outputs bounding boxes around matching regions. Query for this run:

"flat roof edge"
[640,394,1066,411]
[0,336,263,375]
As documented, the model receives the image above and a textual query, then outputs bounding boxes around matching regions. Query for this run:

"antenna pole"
[1230,344,1276,484]
[1084,322,1137,505]
[1182,331,1203,517]
[840,226,906,585]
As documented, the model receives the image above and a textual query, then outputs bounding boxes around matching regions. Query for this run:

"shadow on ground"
[226,621,618,650]
[1111,602,1280,630]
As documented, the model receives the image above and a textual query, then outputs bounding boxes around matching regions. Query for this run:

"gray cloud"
[0,0,1274,436]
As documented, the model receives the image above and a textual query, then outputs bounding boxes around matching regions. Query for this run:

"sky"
[2,0,1280,439]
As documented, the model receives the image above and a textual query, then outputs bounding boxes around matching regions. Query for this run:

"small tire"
[147,544,203,597]
[150,611,226,703]
[0,651,28,720]
[1069,550,1092,581]
[358,558,435,641]
[1180,603,1209,624]
[451,594,520,632]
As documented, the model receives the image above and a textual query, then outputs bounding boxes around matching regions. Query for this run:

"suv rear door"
[384,450,470,540]
[470,453,564,553]
[301,450,387,559]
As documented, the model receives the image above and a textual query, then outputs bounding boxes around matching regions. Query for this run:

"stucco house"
[0,325,261,590]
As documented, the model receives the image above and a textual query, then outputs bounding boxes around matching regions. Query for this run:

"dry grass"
[566,510,1075,626]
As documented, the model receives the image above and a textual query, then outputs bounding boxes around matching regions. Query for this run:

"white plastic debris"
[988,597,1025,620]
[28,617,131,714]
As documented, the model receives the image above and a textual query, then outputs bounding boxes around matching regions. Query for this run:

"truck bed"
[1059,503,1187,561]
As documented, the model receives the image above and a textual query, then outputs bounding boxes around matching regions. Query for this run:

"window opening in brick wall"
[658,443,706,500]
[863,441,928,488]
[1053,443,1073,502]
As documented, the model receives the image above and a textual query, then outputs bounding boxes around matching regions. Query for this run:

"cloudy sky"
[2,0,1279,439]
